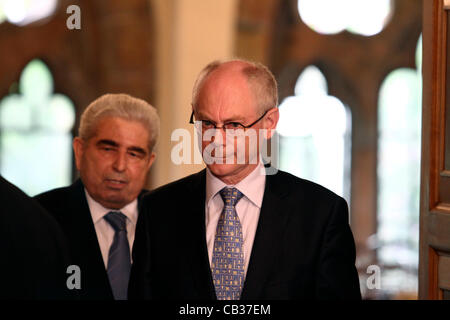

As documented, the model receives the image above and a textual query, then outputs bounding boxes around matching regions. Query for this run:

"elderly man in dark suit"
[35,93,159,300]
[130,59,361,300]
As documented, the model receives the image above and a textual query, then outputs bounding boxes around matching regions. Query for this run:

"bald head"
[192,59,278,114]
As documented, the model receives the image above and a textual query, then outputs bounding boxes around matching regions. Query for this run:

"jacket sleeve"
[315,196,362,300]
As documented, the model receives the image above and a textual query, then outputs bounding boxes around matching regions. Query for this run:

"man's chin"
[207,163,244,179]
[98,192,131,210]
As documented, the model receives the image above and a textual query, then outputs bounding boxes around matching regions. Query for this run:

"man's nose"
[211,127,227,144]
[112,151,127,172]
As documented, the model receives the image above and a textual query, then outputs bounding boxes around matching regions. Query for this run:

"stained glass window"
[297,0,393,36]
[376,36,422,296]
[277,66,352,203]
[0,59,75,196]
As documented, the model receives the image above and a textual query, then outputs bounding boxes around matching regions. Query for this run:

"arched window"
[376,36,422,293]
[0,59,75,196]
[277,66,352,203]
[297,0,393,36]
[0,0,57,26]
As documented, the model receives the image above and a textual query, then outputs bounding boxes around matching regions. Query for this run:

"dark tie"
[104,211,131,300]
[211,187,245,300]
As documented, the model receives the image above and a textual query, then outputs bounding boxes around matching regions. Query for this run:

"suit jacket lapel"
[240,171,291,300]
[67,180,114,299]
[185,170,217,299]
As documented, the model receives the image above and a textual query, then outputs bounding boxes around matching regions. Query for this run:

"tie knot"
[104,211,127,232]
[219,187,243,207]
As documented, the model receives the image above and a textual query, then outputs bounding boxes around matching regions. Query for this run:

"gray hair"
[78,93,160,152]
[191,58,278,113]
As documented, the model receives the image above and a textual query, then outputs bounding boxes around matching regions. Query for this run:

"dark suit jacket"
[35,179,147,300]
[130,169,361,300]
[0,175,70,299]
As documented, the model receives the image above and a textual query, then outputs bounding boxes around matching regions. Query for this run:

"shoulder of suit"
[33,180,85,216]
[0,176,45,216]
[0,176,65,240]
[144,170,205,199]
[269,169,344,203]
[34,184,74,203]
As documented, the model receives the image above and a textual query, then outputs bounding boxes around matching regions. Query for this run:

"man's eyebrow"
[128,146,147,155]
[97,140,148,155]
[195,112,244,123]
[96,139,119,147]
[223,117,244,123]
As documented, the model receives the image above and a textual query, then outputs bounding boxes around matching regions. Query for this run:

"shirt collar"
[206,161,266,208]
[84,189,138,225]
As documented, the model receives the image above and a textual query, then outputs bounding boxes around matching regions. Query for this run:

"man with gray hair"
[36,93,159,300]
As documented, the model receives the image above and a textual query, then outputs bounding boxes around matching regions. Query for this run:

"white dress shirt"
[85,190,138,268]
[205,162,266,278]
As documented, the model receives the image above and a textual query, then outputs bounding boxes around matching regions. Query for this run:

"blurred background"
[0,0,422,299]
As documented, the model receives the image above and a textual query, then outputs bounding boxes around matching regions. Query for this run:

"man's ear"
[73,137,84,171]
[263,107,279,139]
[146,152,156,171]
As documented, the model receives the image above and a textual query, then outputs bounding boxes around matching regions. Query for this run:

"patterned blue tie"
[104,211,131,300]
[211,187,245,300]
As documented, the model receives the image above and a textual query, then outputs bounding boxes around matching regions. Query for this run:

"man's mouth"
[104,178,128,189]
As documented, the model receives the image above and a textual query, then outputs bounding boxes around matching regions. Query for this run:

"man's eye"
[128,151,144,159]
[102,147,113,151]
[226,122,242,129]
[202,121,215,128]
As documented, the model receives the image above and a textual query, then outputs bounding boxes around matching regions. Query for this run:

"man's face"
[73,116,155,209]
[194,64,278,184]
